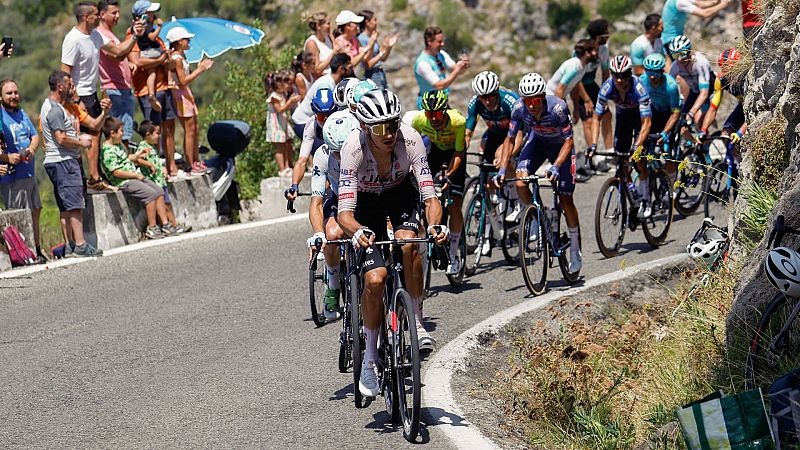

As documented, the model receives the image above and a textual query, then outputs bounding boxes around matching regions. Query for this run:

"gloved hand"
[427,224,450,246]
[694,130,708,142]
[306,231,326,249]
[659,131,669,144]
[493,168,506,188]
[352,227,374,248]
[547,165,560,181]
[284,183,299,201]
[730,130,743,144]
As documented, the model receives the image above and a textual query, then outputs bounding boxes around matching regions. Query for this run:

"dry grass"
[746,112,790,191]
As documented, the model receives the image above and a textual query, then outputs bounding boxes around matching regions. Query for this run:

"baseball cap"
[166,26,195,44]
[335,10,363,26]
[132,0,161,17]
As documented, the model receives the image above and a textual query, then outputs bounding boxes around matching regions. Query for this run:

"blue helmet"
[322,111,358,151]
[643,53,666,71]
[311,88,336,114]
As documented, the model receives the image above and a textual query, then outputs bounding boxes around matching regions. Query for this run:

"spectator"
[358,10,399,89]
[334,10,376,69]
[265,70,302,176]
[577,20,612,172]
[61,1,143,193]
[414,26,470,110]
[661,0,731,45]
[131,0,165,113]
[302,11,346,77]
[741,0,763,39]
[101,117,176,239]
[292,51,316,99]
[133,121,189,233]
[97,0,138,150]
[166,26,214,175]
[631,14,667,76]
[547,39,597,112]
[0,80,46,262]
[40,71,102,257]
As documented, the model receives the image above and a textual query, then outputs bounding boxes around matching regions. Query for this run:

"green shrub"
[746,112,789,192]
[408,14,427,31]
[391,0,408,11]
[547,0,587,37]
[599,0,640,22]
[435,0,475,54]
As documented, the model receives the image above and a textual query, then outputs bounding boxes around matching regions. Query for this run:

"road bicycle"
[308,237,348,328]
[421,165,466,295]
[507,175,579,296]
[702,135,737,229]
[350,232,435,442]
[744,215,800,390]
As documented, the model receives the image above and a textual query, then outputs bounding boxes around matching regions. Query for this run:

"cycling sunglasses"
[478,93,498,102]
[522,95,545,106]
[367,119,401,136]
[315,112,332,124]
[614,73,632,82]
[674,51,691,61]
[424,109,446,121]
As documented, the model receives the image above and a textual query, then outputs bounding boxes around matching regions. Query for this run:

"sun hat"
[166,26,195,44]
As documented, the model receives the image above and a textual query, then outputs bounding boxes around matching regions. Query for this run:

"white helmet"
[472,71,500,96]
[765,247,800,297]
[518,73,547,97]
[323,110,358,151]
[334,77,359,108]
[347,79,378,111]
[355,89,402,124]
[687,218,729,268]
[609,55,633,74]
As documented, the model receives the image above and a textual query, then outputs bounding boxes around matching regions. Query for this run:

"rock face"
[728,3,800,337]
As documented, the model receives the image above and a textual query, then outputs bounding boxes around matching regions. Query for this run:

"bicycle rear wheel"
[642,169,673,247]
[744,292,800,390]
[309,260,326,327]
[595,177,626,258]
[519,205,548,295]
[557,215,580,283]
[674,150,706,216]
[703,160,733,228]
[350,273,366,408]
[393,289,421,442]
[501,197,520,265]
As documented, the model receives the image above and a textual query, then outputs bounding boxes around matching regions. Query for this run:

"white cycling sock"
[364,327,379,364]
[637,180,650,201]
[412,296,424,328]
[569,227,580,253]
[326,264,340,290]
[448,232,461,259]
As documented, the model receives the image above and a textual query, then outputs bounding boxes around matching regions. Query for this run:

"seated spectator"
[133,120,190,234]
[0,79,46,262]
[100,117,176,239]
[40,71,102,257]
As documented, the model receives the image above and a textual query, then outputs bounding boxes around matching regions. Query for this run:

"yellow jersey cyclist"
[697,48,747,145]
[410,89,467,275]
[337,89,448,396]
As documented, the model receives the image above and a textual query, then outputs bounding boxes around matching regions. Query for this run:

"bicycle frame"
[506,176,568,260]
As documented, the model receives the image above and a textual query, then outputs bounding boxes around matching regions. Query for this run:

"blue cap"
[132,0,161,17]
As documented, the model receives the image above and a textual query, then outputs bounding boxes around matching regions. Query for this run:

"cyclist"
[631,13,667,76]
[638,53,681,161]
[666,35,714,126]
[589,55,653,219]
[698,48,747,146]
[333,77,359,111]
[306,110,359,320]
[337,89,448,396]
[496,73,582,273]
[346,79,378,113]
[285,87,337,202]
[410,89,467,275]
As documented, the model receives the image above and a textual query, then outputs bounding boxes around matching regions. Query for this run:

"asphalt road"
[0,172,706,449]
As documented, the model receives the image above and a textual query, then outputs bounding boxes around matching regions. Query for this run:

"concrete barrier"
[257,175,312,220]
[0,208,36,271]
[167,174,218,231]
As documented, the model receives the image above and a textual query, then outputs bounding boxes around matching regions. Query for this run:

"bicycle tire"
[309,261,326,327]
[423,243,433,298]
[394,289,421,442]
[595,177,627,258]
[350,273,366,408]
[642,169,673,247]
[519,205,548,295]
[744,292,800,390]
[501,197,520,265]
[339,271,352,373]
[463,191,484,276]
[557,216,580,283]
[703,160,733,227]
[446,233,467,286]
[674,150,706,216]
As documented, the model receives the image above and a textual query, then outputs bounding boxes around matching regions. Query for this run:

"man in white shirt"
[61,1,143,193]
[631,14,668,76]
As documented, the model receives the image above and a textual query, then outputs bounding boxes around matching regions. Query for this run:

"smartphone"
[2,36,12,57]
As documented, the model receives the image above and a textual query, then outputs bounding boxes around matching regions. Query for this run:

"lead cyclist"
[337,89,448,397]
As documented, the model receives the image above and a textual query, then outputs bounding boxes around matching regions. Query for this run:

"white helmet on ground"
[518,73,546,97]
[355,89,402,124]
[472,71,500,96]
[687,218,729,268]
[765,247,800,297]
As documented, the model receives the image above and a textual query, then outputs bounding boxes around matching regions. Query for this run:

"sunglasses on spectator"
[522,95,545,106]
[367,119,401,136]
[425,110,446,121]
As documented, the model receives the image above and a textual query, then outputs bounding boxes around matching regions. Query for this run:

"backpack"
[2,224,36,267]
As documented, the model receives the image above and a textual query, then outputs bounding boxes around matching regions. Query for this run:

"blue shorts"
[44,159,85,212]
[106,89,136,141]
[138,90,177,125]
[516,137,576,195]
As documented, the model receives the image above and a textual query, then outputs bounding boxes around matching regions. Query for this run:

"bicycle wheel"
[463,192,484,276]
[350,273,366,408]
[703,160,733,227]
[423,242,433,298]
[594,177,627,258]
[394,289,421,442]
[519,205,548,296]
[462,175,480,208]
[674,150,706,216]
[501,197,521,265]
[744,292,800,390]
[642,169,673,247]
[309,260,326,327]
[339,272,352,373]
[557,216,580,283]
[446,234,467,286]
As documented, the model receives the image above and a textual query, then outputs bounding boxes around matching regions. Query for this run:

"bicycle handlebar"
[286,192,312,214]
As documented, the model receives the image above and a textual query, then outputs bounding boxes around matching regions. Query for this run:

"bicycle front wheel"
[350,273,366,408]
[703,160,733,228]
[519,205,548,296]
[309,260,327,327]
[744,292,800,390]
[394,289,421,442]
[558,215,580,283]
[501,196,520,265]
[674,150,706,216]
[463,191,484,275]
[642,169,674,247]
[595,177,626,258]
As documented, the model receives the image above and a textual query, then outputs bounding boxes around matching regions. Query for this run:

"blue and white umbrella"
[159,17,265,63]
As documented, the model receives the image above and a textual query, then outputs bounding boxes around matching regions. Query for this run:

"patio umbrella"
[159,17,265,63]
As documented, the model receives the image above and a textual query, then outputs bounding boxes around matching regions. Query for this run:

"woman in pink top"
[333,10,376,69]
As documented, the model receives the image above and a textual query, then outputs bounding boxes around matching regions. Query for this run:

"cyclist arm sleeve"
[337,133,362,212]
[669,81,682,112]
[710,77,723,109]
[507,104,524,139]
[697,63,711,91]
[465,97,478,131]
[408,133,437,201]
[310,149,328,197]
[554,103,574,140]
[299,121,316,159]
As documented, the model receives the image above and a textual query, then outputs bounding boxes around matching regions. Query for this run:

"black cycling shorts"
[427,144,466,198]
[578,82,602,121]
[614,108,643,154]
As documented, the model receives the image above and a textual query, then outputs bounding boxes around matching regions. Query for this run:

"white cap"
[335,10,363,26]
[166,26,195,44]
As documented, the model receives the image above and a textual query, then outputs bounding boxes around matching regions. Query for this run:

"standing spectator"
[414,26,470,110]
[661,0,731,45]
[265,70,302,176]
[631,14,667,76]
[61,1,143,193]
[302,11,346,77]
[292,51,316,99]
[166,26,214,175]
[741,0,764,39]
[334,10,376,70]
[577,20,612,172]
[0,80,46,262]
[547,39,596,116]
[358,10,399,89]
[97,0,137,150]
[40,71,102,257]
